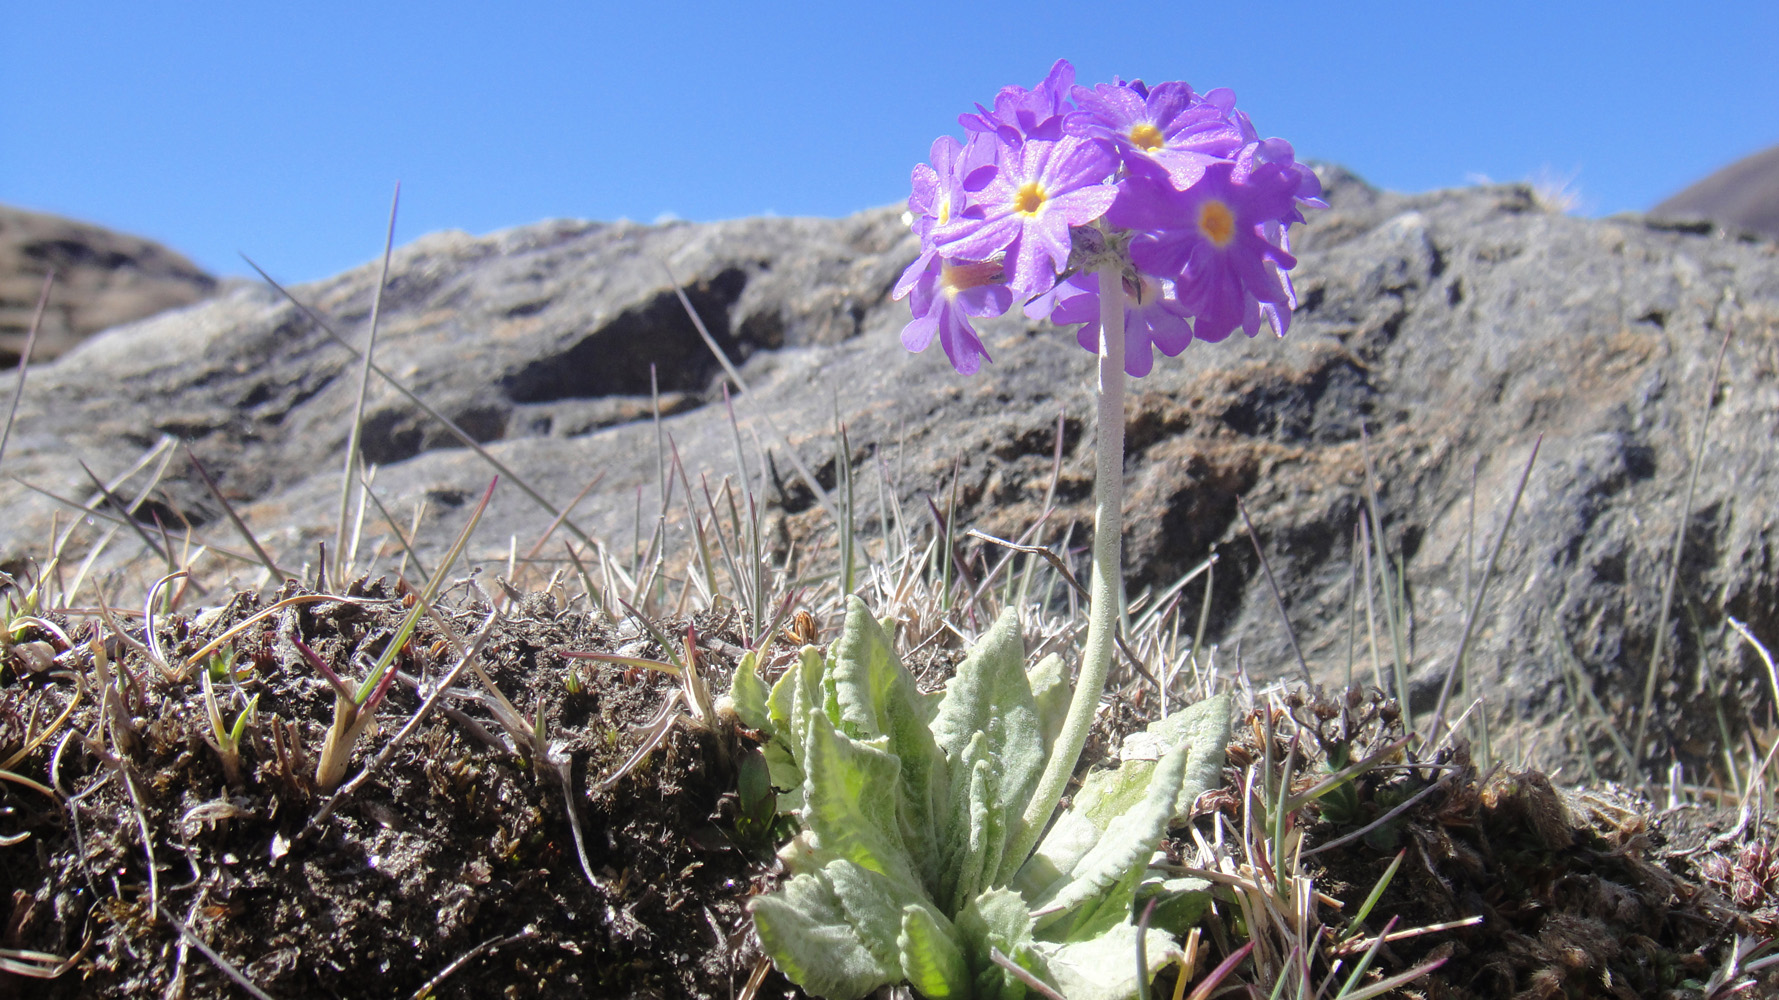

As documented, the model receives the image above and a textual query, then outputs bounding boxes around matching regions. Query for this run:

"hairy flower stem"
[1015,261,1126,856]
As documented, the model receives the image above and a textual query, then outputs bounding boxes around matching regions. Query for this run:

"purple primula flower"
[894,254,1011,376]
[1226,138,1326,291]
[960,58,1078,145]
[1070,80,1244,190]
[899,62,1321,376]
[1026,270,1194,377]
[1107,157,1300,342]
[1231,138,1327,222]
[931,134,1117,298]
[907,133,999,245]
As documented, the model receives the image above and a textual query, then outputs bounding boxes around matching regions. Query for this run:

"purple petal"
[937,305,990,375]
[901,312,938,353]
[893,249,936,302]
[1144,81,1196,126]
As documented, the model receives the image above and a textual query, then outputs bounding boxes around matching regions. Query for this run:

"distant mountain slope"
[1651,144,1779,239]
[0,205,217,366]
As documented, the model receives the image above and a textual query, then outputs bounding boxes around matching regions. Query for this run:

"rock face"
[0,205,218,366]
[1651,143,1779,241]
[1,172,1775,775]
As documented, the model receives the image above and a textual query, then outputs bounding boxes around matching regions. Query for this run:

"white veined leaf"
[1031,920,1181,1000]
[750,870,898,1000]
[826,596,950,884]
[728,649,771,733]
[931,607,1045,878]
[801,709,923,891]
[898,903,971,998]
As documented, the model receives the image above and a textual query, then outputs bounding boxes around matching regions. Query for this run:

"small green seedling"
[200,649,259,788]
[720,746,794,858]
[309,478,496,792]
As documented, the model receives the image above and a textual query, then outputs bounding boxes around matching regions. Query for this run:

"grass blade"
[1359,425,1410,717]
[336,184,401,583]
[1636,320,1735,767]
[242,257,601,553]
[660,261,839,524]
[1239,498,1314,688]
[184,446,289,582]
[354,476,497,705]
[1427,434,1541,746]
[0,269,52,468]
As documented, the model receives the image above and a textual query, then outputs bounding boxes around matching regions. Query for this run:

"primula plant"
[741,60,1318,999]
[732,601,1230,999]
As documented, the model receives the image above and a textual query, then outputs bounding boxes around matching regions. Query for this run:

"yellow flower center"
[1128,123,1165,151]
[937,194,951,227]
[1197,200,1236,247]
[1013,182,1048,216]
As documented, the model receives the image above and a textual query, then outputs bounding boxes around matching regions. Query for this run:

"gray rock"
[2,170,1775,777]
[0,205,218,366]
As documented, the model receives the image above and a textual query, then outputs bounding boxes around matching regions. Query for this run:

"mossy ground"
[2,583,794,998]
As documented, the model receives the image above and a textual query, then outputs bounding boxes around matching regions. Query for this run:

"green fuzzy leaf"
[1134,875,1214,936]
[898,904,971,999]
[1009,761,1148,905]
[827,597,925,740]
[1050,850,1151,944]
[931,611,1041,793]
[750,870,898,1000]
[931,608,1044,883]
[751,614,1230,1000]
[765,648,800,739]
[729,649,772,734]
[956,888,1039,1000]
[762,739,804,813]
[1024,742,1187,934]
[939,734,1004,914]
[826,597,949,886]
[1031,921,1180,1000]
[1014,693,1231,908]
[1026,652,1070,752]
[801,710,922,889]
[734,748,777,844]
[824,858,941,975]
[1175,693,1231,819]
[764,646,826,811]
[1118,692,1232,823]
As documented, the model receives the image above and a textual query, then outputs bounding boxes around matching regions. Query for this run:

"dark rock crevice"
[500,267,750,404]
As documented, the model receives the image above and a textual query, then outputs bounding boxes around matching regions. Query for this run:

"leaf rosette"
[731,597,1230,1000]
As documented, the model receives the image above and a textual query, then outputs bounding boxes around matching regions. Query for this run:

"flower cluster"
[896,59,1324,377]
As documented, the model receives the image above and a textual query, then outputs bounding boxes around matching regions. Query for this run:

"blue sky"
[6,2,1776,284]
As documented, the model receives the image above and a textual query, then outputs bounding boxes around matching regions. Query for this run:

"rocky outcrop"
[1,172,1775,775]
[0,205,218,365]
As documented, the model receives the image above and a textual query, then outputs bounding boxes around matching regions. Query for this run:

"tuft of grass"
[310,478,495,792]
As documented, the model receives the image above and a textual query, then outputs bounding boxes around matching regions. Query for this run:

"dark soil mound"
[1,584,790,999]
[1,583,1771,998]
